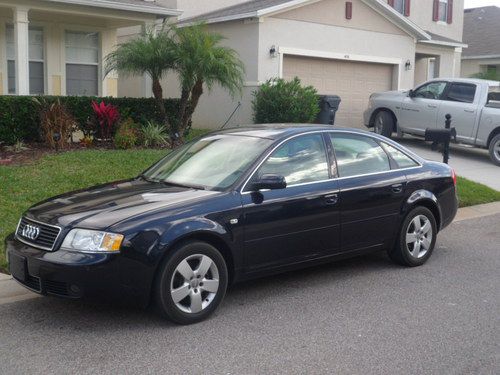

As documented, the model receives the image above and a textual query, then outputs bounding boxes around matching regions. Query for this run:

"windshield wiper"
[162,180,207,190]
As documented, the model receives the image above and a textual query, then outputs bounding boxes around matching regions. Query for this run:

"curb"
[453,201,500,222]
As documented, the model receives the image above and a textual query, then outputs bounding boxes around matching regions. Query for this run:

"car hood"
[25,179,220,229]
[371,90,408,99]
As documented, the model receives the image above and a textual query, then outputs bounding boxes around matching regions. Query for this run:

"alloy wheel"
[374,115,384,134]
[494,139,500,162]
[405,215,433,259]
[170,254,220,314]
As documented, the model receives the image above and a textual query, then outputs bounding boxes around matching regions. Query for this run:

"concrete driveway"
[0,214,498,374]
[396,136,500,191]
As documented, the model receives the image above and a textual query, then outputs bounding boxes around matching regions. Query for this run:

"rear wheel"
[155,241,228,324]
[488,134,500,166]
[373,111,394,138]
[388,207,437,267]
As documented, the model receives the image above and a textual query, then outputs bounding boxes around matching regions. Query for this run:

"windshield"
[142,134,273,190]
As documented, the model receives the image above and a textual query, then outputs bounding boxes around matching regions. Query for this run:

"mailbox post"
[425,114,456,164]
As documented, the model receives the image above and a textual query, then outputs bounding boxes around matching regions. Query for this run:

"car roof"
[426,77,500,87]
[211,124,374,140]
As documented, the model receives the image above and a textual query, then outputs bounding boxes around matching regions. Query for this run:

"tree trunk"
[152,78,168,126]
[176,87,190,139]
[181,79,203,135]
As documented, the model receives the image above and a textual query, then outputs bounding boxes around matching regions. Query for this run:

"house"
[120,0,466,129]
[0,0,179,97]
[461,6,500,79]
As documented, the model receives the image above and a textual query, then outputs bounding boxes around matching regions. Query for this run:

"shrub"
[142,121,168,147]
[0,96,186,145]
[113,118,139,149]
[33,98,77,150]
[91,101,120,140]
[252,77,320,124]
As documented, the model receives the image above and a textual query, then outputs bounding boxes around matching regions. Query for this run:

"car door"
[438,82,479,142]
[399,81,448,135]
[328,133,408,252]
[241,133,341,272]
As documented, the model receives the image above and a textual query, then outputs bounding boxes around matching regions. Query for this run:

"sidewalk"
[1,201,500,305]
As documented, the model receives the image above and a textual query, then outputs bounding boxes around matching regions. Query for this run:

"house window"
[438,0,448,22]
[6,25,45,94]
[393,0,405,14]
[65,31,99,96]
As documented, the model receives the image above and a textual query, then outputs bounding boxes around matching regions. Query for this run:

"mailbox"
[424,128,456,143]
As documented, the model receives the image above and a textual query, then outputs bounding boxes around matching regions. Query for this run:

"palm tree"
[172,24,245,139]
[104,27,176,126]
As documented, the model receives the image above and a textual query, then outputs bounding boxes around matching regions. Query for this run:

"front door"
[328,133,408,251]
[399,81,448,135]
[241,133,340,271]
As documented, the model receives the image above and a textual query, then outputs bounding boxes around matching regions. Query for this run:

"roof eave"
[462,54,500,60]
[43,0,182,17]
[419,40,468,48]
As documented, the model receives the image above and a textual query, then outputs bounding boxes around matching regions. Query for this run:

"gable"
[271,0,407,36]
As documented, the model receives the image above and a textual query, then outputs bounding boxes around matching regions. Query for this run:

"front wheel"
[388,207,437,267]
[373,111,394,138]
[155,241,228,324]
[488,134,500,166]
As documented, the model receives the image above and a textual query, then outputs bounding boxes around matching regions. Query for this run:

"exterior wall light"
[405,60,412,71]
[269,45,277,58]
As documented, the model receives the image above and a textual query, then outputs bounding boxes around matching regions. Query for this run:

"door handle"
[427,104,437,109]
[324,194,339,205]
[391,183,403,193]
[464,109,475,113]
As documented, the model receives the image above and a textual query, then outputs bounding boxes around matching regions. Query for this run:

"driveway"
[396,136,500,191]
[0,214,498,374]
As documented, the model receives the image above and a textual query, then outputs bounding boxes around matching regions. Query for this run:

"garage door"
[283,55,394,128]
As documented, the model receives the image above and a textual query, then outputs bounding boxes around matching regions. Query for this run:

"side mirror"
[251,174,287,191]
[408,89,415,98]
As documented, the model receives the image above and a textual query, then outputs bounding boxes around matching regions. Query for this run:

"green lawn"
[1,149,499,274]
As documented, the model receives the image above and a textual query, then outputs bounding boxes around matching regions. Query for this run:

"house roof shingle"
[463,6,500,58]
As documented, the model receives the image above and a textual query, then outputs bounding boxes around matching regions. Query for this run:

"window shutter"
[346,2,352,19]
[404,0,411,16]
[432,0,439,21]
[388,0,394,7]
[447,0,454,24]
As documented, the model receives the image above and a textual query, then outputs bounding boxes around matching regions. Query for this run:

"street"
[0,214,499,375]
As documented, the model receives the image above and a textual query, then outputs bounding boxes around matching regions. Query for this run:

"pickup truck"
[364,78,500,165]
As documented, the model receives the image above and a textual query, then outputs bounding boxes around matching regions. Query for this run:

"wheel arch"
[486,127,500,148]
[370,107,399,132]
[404,190,442,232]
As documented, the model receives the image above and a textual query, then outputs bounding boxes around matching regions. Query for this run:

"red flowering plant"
[91,101,120,140]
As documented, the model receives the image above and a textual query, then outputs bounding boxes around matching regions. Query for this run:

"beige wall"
[160,0,249,20]
[416,43,461,80]
[461,58,500,78]
[408,0,464,42]
[275,0,406,36]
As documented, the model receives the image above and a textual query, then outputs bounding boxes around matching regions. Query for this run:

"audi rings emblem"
[22,224,40,240]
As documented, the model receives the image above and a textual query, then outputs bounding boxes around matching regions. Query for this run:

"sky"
[464,0,500,8]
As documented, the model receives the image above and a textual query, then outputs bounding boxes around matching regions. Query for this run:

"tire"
[373,111,394,138]
[388,207,437,267]
[488,134,500,166]
[155,241,228,324]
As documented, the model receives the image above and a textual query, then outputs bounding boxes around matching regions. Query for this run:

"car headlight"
[61,229,124,253]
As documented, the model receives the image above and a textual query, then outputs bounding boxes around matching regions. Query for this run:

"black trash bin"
[316,95,341,125]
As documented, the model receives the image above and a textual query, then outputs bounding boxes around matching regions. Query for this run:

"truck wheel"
[489,134,500,166]
[374,111,394,138]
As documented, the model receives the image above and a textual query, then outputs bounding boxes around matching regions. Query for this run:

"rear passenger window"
[381,143,419,169]
[330,134,390,177]
[445,83,476,103]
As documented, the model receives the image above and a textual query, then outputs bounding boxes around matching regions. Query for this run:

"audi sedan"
[6,125,458,324]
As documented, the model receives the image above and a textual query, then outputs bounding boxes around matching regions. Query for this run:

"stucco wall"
[408,0,464,42]
[461,58,500,78]
[416,43,461,79]
[160,0,249,20]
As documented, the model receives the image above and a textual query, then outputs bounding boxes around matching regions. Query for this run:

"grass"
[1,148,499,274]
[456,176,500,208]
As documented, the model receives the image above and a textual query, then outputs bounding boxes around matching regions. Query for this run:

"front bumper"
[5,234,153,306]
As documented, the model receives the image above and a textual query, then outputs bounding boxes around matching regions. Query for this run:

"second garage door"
[283,55,394,128]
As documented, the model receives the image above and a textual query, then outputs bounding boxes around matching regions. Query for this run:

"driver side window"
[413,82,447,100]
[251,134,329,187]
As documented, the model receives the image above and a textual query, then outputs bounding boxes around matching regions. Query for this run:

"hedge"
[0,96,183,145]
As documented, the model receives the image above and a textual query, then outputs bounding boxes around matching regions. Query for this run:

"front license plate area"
[9,253,27,282]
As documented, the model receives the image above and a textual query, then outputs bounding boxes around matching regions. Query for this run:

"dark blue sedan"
[6,125,458,324]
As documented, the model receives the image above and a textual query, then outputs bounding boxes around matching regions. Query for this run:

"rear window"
[445,83,476,103]
[330,134,391,177]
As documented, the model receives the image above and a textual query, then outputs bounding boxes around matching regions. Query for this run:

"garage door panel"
[283,55,393,128]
